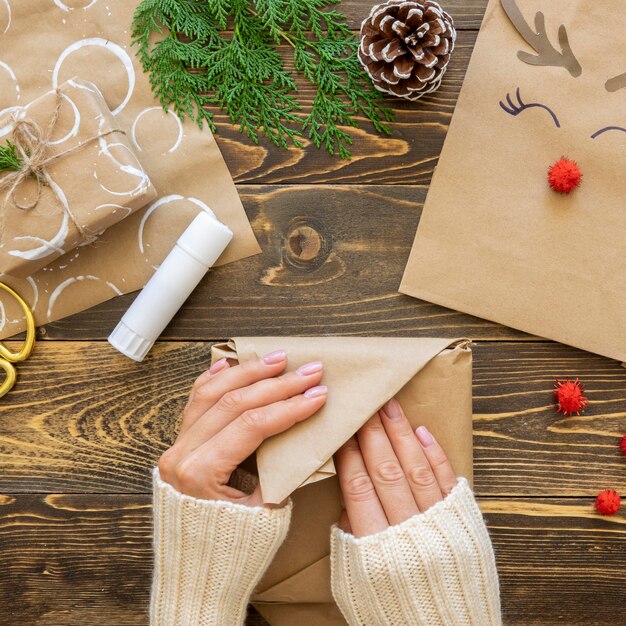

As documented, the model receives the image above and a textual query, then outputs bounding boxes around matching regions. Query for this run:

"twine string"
[0,89,125,240]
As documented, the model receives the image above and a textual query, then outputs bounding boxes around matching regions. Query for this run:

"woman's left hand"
[158,351,327,506]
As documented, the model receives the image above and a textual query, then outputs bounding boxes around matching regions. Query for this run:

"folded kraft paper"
[211,336,474,625]
[400,0,626,363]
[0,0,260,338]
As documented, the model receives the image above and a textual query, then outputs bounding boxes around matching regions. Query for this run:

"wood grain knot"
[284,218,331,271]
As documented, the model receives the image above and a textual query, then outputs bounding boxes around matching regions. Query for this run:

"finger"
[380,398,443,511]
[415,425,458,496]
[180,350,288,434]
[202,385,328,471]
[182,359,230,423]
[335,437,388,537]
[338,509,352,533]
[357,413,419,525]
[175,362,324,459]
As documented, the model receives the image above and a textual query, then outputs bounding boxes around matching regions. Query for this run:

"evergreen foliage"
[132,0,394,158]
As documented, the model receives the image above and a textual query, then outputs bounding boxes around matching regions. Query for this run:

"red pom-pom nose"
[548,157,582,194]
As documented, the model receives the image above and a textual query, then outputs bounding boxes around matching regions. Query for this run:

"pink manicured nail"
[416,426,434,447]
[383,398,402,419]
[304,385,328,399]
[209,358,228,374]
[262,350,287,364]
[297,361,323,376]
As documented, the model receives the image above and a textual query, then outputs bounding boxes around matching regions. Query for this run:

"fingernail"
[383,398,402,419]
[416,426,434,447]
[304,385,328,399]
[297,361,323,376]
[209,358,228,374]
[262,350,287,364]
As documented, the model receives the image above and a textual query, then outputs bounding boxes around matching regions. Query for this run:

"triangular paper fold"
[253,556,334,604]
[254,602,347,626]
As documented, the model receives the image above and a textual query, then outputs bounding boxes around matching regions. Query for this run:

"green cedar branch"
[0,141,23,173]
[131,0,394,159]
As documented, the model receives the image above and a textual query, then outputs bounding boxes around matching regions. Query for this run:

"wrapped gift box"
[0,78,157,277]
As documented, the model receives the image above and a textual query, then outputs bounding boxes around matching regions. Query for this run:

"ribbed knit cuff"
[330,478,501,626]
[150,468,292,626]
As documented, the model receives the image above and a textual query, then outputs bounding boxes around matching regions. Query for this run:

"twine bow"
[0,89,123,240]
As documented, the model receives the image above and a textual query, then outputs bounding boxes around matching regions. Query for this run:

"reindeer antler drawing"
[606,72,626,93]
[500,0,582,78]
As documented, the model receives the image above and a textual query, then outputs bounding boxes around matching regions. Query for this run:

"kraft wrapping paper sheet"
[211,336,474,625]
[400,0,626,363]
[0,0,260,338]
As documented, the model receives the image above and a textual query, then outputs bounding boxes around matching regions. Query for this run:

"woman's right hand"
[335,397,457,537]
[158,349,328,507]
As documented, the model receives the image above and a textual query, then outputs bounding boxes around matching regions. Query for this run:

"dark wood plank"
[215,32,476,185]
[1,341,624,496]
[38,183,529,341]
[473,343,626,496]
[1,493,623,626]
[340,0,488,30]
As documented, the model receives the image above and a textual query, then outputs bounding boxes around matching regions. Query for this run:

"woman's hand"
[335,398,457,537]
[158,350,327,506]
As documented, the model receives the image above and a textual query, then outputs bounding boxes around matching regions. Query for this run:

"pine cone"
[359,0,456,100]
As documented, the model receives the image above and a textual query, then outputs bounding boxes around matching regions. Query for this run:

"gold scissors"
[0,282,35,399]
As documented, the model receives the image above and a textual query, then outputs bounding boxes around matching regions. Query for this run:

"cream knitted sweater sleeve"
[150,468,291,626]
[330,477,501,626]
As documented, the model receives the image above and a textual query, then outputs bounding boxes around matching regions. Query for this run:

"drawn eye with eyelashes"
[499,87,560,128]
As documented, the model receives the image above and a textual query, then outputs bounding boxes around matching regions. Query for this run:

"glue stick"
[108,211,233,361]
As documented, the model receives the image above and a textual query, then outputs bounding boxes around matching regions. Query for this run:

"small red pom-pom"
[548,157,582,194]
[594,490,621,516]
[620,434,626,455]
[554,378,588,415]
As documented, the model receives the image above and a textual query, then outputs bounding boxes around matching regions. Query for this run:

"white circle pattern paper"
[131,106,184,154]
[53,0,97,12]
[52,38,135,116]
[1,0,11,34]
[47,275,121,320]
[0,61,19,106]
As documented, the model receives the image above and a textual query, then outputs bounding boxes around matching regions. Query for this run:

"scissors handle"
[0,282,35,400]
[0,282,36,363]
[0,359,17,398]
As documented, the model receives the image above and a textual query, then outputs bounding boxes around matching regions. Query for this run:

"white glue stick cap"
[108,211,233,362]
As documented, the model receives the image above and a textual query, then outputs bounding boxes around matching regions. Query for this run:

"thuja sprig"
[0,141,23,173]
[131,0,394,159]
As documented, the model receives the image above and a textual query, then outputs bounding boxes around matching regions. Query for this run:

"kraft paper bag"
[400,0,626,363]
[0,0,260,338]
[210,337,473,625]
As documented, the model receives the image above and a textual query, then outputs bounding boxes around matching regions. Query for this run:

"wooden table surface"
[2,1,625,624]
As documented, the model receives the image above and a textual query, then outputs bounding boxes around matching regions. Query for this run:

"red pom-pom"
[548,157,582,194]
[620,434,626,455]
[554,378,588,415]
[594,490,621,516]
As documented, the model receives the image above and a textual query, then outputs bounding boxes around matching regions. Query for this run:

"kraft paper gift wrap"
[0,78,157,278]
[400,0,626,363]
[0,0,260,337]
[210,336,473,625]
